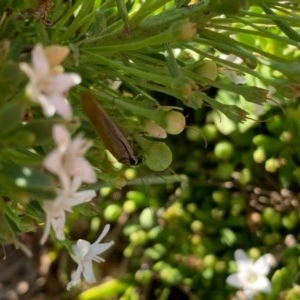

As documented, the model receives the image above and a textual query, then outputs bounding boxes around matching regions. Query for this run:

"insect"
[81,91,142,166]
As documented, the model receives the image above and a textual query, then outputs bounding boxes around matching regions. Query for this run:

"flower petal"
[245,276,272,293]
[76,239,91,258]
[253,254,275,275]
[90,241,115,260]
[93,224,111,245]
[53,125,71,151]
[226,273,244,289]
[43,150,63,174]
[40,214,52,245]
[51,73,81,92]
[234,249,252,271]
[67,264,83,290]
[82,259,97,283]
[32,44,50,77]
[50,209,66,240]
[69,158,96,183]
[67,189,96,207]
[48,95,72,119]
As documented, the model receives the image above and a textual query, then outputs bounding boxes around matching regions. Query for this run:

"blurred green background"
[1,1,300,299]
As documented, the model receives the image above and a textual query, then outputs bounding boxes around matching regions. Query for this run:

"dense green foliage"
[1,0,300,299]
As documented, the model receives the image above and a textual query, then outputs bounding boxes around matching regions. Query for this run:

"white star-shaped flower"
[66,224,115,290]
[43,124,96,193]
[20,44,81,119]
[40,188,96,245]
[226,249,275,299]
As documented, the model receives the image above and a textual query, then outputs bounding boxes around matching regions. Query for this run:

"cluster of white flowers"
[20,44,114,290]
[226,249,276,299]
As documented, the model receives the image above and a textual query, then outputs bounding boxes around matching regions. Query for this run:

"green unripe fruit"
[238,168,252,185]
[144,142,172,172]
[160,267,183,284]
[262,207,281,228]
[191,234,202,245]
[215,163,234,180]
[263,232,281,246]
[280,131,293,143]
[135,269,153,285]
[253,147,266,163]
[186,126,202,142]
[139,208,154,229]
[215,261,226,273]
[265,158,279,173]
[104,204,122,221]
[248,248,260,260]
[214,141,234,161]
[282,211,299,230]
[169,20,197,42]
[266,115,282,134]
[123,200,137,214]
[164,110,186,135]
[203,254,217,268]
[212,189,228,206]
[130,230,148,246]
[126,191,146,207]
[190,220,204,232]
[194,60,218,81]
[230,195,245,215]
[170,76,198,99]
[202,124,218,142]
[186,203,197,213]
[293,167,300,179]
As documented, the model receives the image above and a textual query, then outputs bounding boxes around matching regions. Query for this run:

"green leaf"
[0,62,23,105]
[0,161,56,200]
[79,279,130,300]
[21,118,58,146]
[0,100,25,137]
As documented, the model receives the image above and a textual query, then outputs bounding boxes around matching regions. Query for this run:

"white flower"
[226,249,275,299]
[40,188,96,245]
[43,124,96,193]
[20,44,81,119]
[66,224,115,290]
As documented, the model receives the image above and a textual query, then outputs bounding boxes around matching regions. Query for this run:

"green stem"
[260,2,300,42]
[164,43,181,77]
[243,10,300,24]
[95,90,170,126]
[198,29,289,63]
[116,0,131,31]
[82,29,173,51]
[208,23,300,49]
[81,51,171,85]
[184,44,266,82]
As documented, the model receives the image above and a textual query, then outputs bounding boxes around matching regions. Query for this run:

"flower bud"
[144,120,167,139]
[144,142,172,172]
[171,76,198,99]
[104,204,122,221]
[265,158,279,173]
[164,110,186,135]
[253,147,266,163]
[169,20,197,42]
[214,141,234,161]
[44,45,70,67]
[194,60,218,81]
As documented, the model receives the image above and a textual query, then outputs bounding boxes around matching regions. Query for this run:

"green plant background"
[1,0,300,299]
